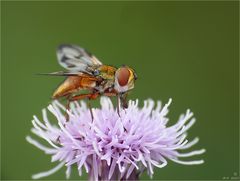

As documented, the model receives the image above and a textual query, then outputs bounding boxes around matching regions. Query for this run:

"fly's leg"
[70,92,100,121]
[87,100,94,121]
[116,94,120,117]
[55,93,98,143]
[65,95,72,122]
[103,90,120,116]
[69,92,100,101]
[120,93,128,109]
[120,93,128,116]
[55,95,71,144]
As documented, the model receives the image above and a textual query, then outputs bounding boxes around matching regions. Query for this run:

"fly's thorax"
[114,66,137,93]
[91,65,116,93]
[97,65,116,80]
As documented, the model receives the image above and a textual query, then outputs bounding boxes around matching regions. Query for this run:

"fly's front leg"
[115,93,128,116]
[120,93,128,109]
[117,94,120,117]
[103,90,121,116]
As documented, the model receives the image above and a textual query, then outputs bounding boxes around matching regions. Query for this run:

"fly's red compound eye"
[117,67,130,86]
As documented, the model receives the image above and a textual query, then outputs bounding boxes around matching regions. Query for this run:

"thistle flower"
[26,97,205,180]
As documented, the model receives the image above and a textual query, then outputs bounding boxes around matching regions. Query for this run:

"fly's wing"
[57,44,102,74]
[37,71,81,76]
[38,71,100,77]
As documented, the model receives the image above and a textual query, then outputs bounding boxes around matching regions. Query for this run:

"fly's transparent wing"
[37,71,82,76]
[57,44,102,73]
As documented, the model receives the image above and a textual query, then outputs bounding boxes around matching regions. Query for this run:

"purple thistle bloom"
[26,97,205,180]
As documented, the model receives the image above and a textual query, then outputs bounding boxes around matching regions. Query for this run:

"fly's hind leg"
[55,95,72,144]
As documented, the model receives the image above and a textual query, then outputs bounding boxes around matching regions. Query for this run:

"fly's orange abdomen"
[52,76,97,99]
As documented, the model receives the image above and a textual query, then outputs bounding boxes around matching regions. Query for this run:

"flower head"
[26,97,205,180]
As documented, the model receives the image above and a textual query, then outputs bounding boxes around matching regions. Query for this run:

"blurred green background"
[1,1,239,180]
